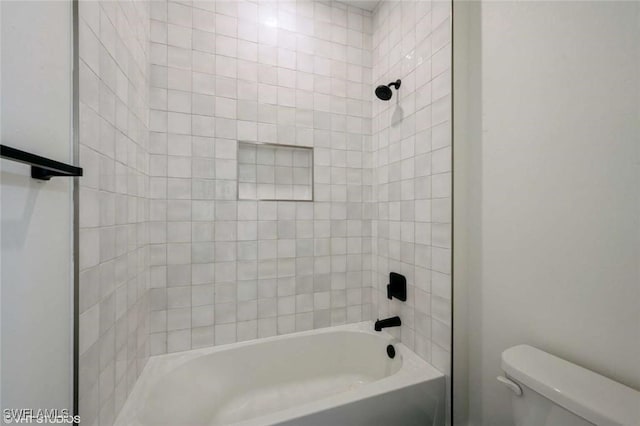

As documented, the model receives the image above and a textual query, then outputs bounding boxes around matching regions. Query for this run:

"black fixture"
[375,79,401,101]
[387,272,407,301]
[0,144,83,180]
[375,316,401,331]
[386,344,396,359]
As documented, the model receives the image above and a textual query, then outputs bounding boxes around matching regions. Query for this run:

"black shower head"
[375,79,401,101]
[375,85,392,101]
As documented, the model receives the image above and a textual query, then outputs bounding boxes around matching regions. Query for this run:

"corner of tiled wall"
[77,0,151,424]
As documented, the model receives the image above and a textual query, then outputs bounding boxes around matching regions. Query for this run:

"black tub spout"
[374,316,401,331]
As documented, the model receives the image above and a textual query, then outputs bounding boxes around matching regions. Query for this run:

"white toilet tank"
[500,345,640,426]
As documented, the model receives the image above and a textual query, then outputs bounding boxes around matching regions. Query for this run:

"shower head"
[375,85,392,101]
[375,79,401,101]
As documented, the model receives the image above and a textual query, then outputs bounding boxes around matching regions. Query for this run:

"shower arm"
[388,80,401,90]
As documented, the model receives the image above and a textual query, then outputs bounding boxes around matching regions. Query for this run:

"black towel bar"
[0,144,83,180]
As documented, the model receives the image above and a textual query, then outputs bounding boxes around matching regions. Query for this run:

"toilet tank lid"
[501,345,640,426]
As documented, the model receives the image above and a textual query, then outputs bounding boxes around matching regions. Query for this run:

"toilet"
[499,345,640,426]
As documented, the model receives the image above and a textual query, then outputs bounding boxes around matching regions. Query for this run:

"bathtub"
[115,322,445,426]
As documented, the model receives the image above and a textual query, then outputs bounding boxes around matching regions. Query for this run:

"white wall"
[454,1,640,424]
[1,0,73,412]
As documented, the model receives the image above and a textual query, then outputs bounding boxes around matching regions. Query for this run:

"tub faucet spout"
[374,316,401,331]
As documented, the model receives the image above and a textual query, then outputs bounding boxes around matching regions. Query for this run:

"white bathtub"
[115,322,445,426]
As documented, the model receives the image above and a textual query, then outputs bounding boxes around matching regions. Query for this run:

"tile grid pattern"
[77,1,151,424]
[371,0,452,375]
[147,0,375,355]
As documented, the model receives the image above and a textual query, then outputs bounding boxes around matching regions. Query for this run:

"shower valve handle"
[386,272,407,301]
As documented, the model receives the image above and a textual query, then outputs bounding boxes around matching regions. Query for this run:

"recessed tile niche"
[237,142,313,201]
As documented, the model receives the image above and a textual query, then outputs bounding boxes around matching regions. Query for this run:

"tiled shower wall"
[147,0,375,354]
[76,0,452,422]
[77,1,150,424]
[371,0,452,374]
